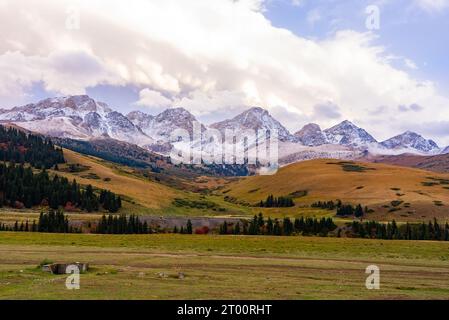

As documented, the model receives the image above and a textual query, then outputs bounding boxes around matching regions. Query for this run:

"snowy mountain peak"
[380,131,440,154]
[294,123,328,146]
[0,95,152,146]
[324,120,377,147]
[155,107,196,122]
[127,110,154,129]
[210,107,292,141]
[246,106,269,114]
[126,107,205,146]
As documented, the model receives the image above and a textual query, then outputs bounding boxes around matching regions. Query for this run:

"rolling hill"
[223,159,449,222]
[367,153,449,173]
[45,148,257,217]
[56,148,177,210]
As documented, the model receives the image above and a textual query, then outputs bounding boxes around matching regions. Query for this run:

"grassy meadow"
[0,232,449,300]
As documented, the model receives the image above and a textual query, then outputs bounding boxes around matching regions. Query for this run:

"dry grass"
[54,149,179,209]
[225,159,449,222]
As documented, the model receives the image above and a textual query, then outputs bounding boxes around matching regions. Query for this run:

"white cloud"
[136,89,173,109]
[291,0,304,7]
[414,0,449,12]
[0,0,448,144]
[404,58,418,70]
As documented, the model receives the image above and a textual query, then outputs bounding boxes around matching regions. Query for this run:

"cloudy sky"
[1,0,449,144]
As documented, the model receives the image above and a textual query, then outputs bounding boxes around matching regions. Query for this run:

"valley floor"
[0,233,448,300]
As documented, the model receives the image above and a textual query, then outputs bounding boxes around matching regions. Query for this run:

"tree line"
[2,210,449,242]
[0,163,121,213]
[173,220,193,234]
[349,219,449,241]
[0,126,64,169]
[95,214,150,234]
[0,210,79,233]
[257,195,295,208]
[219,213,337,236]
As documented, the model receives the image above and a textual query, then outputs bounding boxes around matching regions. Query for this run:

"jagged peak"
[127,110,153,119]
[326,120,358,130]
[401,130,420,137]
[297,123,322,132]
[384,131,429,141]
[156,107,195,119]
[381,130,440,151]
[244,106,269,114]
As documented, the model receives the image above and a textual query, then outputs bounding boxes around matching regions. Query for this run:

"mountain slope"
[294,123,328,146]
[0,95,153,147]
[53,148,250,216]
[127,108,206,143]
[324,120,377,147]
[224,159,449,221]
[210,107,293,141]
[380,131,440,154]
[126,111,154,131]
[367,153,449,173]
[52,148,178,210]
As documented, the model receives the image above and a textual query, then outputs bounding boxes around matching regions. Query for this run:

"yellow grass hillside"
[53,148,179,210]
[224,159,449,221]
[46,149,251,217]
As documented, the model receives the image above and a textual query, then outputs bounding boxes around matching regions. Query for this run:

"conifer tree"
[186,220,193,234]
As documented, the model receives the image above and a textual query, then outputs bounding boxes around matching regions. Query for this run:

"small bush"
[38,258,53,268]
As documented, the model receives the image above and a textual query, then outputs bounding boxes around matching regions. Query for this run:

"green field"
[1,232,448,299]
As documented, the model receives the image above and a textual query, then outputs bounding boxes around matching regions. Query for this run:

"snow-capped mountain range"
[0,96,154,147]
[380,131,439,153]
[128,108,206,144]
[0,95,445,162]
[210,107,293,142]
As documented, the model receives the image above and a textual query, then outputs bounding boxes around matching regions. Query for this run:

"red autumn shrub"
[64,201,77,212]
[14,201,25,209]
[195,226,210,235]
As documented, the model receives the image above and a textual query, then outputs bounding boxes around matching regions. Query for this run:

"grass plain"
[0,232,449,300]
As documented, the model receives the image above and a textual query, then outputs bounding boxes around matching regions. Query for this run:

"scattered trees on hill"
[0,126,64,169]
[311,200,340,210]
[312,200,369,219]
[337,204,365,218]
[258,195,295,208]
[0,163,121,213]
[99,190,122,213]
